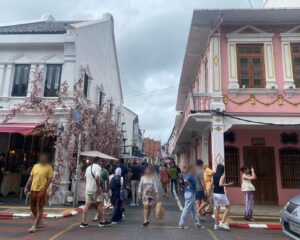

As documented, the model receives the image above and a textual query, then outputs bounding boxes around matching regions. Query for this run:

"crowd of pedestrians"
[22,153,258,233]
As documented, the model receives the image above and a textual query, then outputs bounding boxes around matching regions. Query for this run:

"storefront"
[224,128,300,206]
[0,123,55,196]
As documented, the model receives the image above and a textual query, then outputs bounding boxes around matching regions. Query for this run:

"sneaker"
[214,224,219,230]
[28,225,38,233]
[111,221,118,225]
[92,217,99,221]
[130,203,136,207]
[195,224,205,229]
[219,222,230,230]
[37,221,45,228]
[178,225,188,229]
[143,222,149,227]
[99,221,111,227]
[80,223,88,229]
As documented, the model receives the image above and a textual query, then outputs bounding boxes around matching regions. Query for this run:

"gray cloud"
[0,0,263,142]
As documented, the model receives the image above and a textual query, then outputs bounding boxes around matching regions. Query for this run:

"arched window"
[225,146,240,187]
[279,147,300,189]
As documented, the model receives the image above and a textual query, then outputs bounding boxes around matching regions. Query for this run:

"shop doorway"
[243,146,278,205]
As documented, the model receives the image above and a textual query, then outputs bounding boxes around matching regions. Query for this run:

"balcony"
[172,93,214,151]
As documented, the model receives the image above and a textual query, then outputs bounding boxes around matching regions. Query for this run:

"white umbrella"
[80,150,118,161]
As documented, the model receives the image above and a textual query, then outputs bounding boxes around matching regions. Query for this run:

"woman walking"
[110,168,124,224]
[160,164,170,197]
[138,167,158,227]
[213,164,234,230]
[240,166,257,221]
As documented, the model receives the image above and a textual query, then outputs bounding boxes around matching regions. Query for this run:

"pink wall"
[225,128,300,206]
[220,27,300,114]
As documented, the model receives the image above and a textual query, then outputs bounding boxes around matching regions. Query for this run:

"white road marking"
[173,189,183,211]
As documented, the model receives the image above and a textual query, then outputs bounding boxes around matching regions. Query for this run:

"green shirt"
[101,168,109,190]
[169,167,178,180]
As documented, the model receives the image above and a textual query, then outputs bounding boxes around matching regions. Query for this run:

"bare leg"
[81,203,91,224]
[143,205,148,222]
[221,205,230,223]
[197,201,209,214]
[147,205,151,220]
[97,201,104,222]
[215,206,220,225]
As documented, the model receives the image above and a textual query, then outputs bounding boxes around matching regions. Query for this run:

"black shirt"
[213,175,225,194]
[131,166,141,181]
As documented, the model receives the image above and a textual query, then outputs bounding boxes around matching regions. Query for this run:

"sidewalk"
[0,204,84,219]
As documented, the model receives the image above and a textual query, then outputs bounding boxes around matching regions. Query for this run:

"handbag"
[154,201,165,220]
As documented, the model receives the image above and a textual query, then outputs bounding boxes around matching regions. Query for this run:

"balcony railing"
[173,93,211,148]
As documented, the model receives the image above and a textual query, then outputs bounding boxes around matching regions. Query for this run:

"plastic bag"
[155,201,165,220]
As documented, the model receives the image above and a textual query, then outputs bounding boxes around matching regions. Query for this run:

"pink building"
[169,9,300,206]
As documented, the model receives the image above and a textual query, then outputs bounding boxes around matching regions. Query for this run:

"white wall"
[74,15,123,122]
[123,107,138,155]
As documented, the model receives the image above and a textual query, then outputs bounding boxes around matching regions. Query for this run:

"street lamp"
[72,109,82,208]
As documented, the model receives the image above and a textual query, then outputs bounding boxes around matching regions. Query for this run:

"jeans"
[179,192,199,226]
[171,179,177,192]
[131,180,139,204]
[111,197,122,222]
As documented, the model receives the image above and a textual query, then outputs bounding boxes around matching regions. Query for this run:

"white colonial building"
[0,13,123,203]
[122,106,143,157]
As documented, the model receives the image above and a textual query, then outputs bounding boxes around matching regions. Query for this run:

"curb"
[0,206,84,219]
[229,223,282,229]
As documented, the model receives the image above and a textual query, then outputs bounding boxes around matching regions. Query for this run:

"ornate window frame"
[280,25,300,96]
[226,25,277,96]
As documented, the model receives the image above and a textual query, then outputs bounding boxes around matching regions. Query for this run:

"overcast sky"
[0,0,264,143]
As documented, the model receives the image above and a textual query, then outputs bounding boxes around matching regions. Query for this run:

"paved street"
[0,194,289,240]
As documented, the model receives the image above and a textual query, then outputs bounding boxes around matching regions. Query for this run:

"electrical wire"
[248,0,253,8]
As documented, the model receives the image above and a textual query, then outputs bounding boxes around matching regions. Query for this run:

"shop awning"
[0,123,43,135]
[80,151,118,161]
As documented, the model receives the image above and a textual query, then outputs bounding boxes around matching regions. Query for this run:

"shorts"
[213,193,229,207]
[30,190,47,210]
[196,190,207,201]
[86,192,104,204]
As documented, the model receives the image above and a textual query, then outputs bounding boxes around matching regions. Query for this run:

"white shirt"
[85,164,102,194]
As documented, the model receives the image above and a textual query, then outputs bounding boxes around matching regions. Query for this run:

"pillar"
[2,64,13,98]
[211,115,225,171]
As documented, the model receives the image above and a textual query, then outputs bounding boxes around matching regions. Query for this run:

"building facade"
[0,13,123,203]
[169,9,300,206]
[122,106,143,157]
[143,138,161,164]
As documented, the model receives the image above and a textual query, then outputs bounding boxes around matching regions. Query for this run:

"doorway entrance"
[243,146,278,205]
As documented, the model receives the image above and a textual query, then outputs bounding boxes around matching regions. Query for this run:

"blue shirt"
[184,173,196,193]
[120,164,128,178]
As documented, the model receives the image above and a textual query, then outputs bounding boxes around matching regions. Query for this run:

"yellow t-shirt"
[30,163,53,192]
[204,167,214,190]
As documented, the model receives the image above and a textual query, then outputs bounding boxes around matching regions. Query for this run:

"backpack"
[110,175,121,191]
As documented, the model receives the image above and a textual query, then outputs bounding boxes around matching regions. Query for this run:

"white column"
[201,130,209,165]
[282,42,295,89]
[2,64,13,98]
[228,43,239,89]
[26,64,37,98]
[264,42,277,89]
[211,115,225,171]
[62,41,76,96]
[0,64,5,97]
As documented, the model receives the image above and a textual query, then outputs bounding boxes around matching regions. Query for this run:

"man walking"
[24,152,53,233]
[169,164,179,193]
[80,157,110,229]
[195,159,209,217]
[130,160,141,206]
